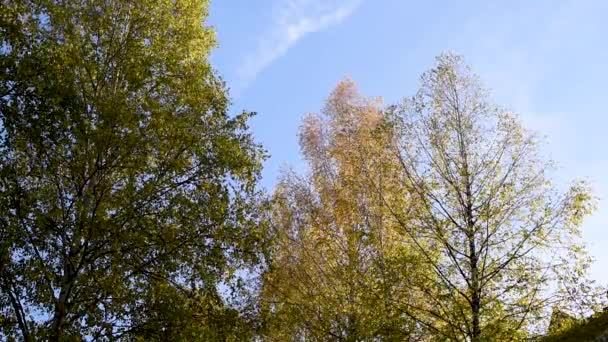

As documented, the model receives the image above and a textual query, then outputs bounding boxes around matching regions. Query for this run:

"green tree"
[260,80,436,341]
[0,0,268,340]
[380,54,605,341]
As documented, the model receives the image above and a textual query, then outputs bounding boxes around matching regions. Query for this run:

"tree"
[260,80,435,341]
[379,53,604,340]
[0,0,268,340]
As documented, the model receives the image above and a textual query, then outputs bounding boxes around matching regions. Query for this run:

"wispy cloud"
[235,0,362,92]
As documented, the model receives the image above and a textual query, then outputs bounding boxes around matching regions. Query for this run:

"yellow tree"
[260,80,437,341]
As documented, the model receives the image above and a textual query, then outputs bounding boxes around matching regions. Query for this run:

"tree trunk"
[470,244,481,341]
[50,251,77,341]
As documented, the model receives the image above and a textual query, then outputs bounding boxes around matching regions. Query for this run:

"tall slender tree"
[380,54,604,340]
[0,0,268,340]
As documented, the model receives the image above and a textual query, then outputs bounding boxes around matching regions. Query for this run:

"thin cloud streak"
[236,0,362,92]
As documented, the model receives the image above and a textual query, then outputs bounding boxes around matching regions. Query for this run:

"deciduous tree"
[0,0,268,340]
[381,54,604,341]
[261,80,435,341]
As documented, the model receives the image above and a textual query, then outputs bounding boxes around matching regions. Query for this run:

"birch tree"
[261,80,435,341]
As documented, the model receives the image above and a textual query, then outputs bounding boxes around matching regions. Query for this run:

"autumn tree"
[260,80,436,341]
[0,0,268,340]
[379,54,604,340]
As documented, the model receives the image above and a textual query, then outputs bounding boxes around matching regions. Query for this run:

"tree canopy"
[1,0,268,340]
[379,54,603,340]
[0,1,605,340]
[260,80,435,341]
[260,55,605,341]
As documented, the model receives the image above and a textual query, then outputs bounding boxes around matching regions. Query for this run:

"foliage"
[541,310,608,342]
[1,2,604,338]
[380,53,605,340]
[260,55,606,341]
[0,0,268,340]
[260,80,436,341]
[547,308,579,336]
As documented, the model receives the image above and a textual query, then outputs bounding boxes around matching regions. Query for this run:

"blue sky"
[208,0,608,284]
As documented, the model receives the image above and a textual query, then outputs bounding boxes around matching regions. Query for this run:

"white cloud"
[235,0,362,92]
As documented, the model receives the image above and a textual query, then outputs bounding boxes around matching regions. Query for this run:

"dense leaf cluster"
[1,0,268,340]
